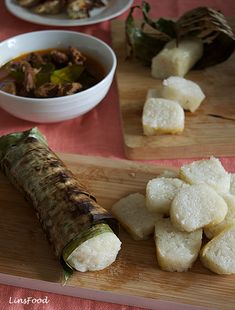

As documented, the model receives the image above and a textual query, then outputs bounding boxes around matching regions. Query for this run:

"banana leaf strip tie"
[126,2,235,68]
[0,128,119,275]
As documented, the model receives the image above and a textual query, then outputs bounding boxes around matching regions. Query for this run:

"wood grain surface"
[0,153,235,309]
[111,19,235,160]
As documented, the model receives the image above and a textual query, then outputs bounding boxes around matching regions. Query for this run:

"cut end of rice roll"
[67,232,121,272]
[64,224,121,272]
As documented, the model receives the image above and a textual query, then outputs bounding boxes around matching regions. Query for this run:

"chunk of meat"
[9,60,36,93]
[58,82,82,96]
[0,81,16,95]
[66,0,105,19]
[68,46,86,65]
[34,82,59,98]
[27,52,46,68]
[50,50,69,66]
[34,82,82,98]
[67,0,90,19]
[17,61,36,93]
[8,61,36,94]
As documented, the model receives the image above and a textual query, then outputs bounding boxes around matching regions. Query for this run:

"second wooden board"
[111,19,235,160]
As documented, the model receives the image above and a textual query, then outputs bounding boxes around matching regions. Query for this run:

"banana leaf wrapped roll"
[126,2,235,68]
[0,128,121,273]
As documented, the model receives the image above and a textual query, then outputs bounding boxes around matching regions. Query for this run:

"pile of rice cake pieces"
[142,76,205,136]
[143,38,206,136]
[111,157,235,274]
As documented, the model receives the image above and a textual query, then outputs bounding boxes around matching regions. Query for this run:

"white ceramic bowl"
[0,30,116,123]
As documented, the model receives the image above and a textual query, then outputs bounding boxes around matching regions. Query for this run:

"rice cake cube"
[170,184,228,232]
[162,76,205,112]
[155,218,202,272]
[179,157,231,194]
[142,98,184,136]
[204,193,235,239]
[151,38,203,79]
[111,193,161,240]
[146,177,186,215]
[200,223,235,274]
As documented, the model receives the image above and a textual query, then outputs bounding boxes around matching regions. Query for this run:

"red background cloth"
[0,0,235,309]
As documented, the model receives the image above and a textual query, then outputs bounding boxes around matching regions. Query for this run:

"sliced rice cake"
[161,76,205,112]
[204,193,235,239]
[142,98,184,136]
[151,38,203,79]
[179,157,231,194]
[111,193,162,240]
[200,223,235,274]
[170,184,228,232]
[146,177,186,215]
[155,218,202,272]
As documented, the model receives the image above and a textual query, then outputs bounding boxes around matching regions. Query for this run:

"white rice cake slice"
[67,231,121,272]
[146,177,186,215]
[179,157,231,194]
[111,193,162,240]
[155,218,202,272]
[230,173,235,196]
[200,223,235,274]
[170,184,228,232]
[142,98,184,136]
[151,38,203,79]
[204,193,235,239]
[162,76,205,112]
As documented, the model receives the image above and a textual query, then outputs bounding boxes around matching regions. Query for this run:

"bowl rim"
[0,30,117,103]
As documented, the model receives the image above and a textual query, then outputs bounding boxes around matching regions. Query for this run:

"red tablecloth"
[0,1,235,309]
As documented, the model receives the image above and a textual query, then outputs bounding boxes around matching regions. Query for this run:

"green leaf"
[50,64,84,84]
[141,1,176,38]
[9,68,24,83]
[60,257,73,285]
[126,5,170,66]
[36,63,55,86]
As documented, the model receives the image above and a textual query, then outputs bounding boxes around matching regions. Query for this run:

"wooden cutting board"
[0,153,235,310]
[111,19,235,160]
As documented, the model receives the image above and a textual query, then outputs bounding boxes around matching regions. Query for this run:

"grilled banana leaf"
[126,1,235,68]
[177,7,235,68]
[0,128,118,274]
